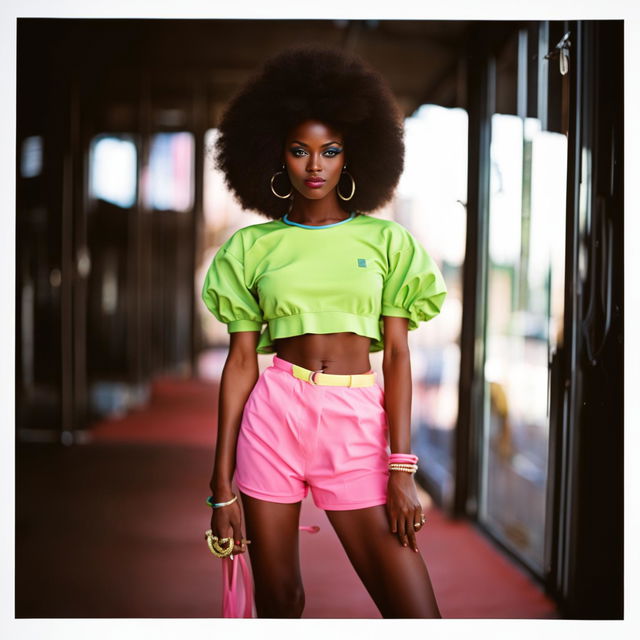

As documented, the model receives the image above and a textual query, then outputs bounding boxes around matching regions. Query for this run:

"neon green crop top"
[201,213,447,354]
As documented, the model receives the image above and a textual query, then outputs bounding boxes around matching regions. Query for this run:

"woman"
[202,46,447,618]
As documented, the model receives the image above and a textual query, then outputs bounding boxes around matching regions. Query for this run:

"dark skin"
[209,119,441,618]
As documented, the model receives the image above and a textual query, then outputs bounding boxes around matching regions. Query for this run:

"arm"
[382,315,424,553]
[209,330,260,554]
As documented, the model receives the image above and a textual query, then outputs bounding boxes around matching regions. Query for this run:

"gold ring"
[204,529,234,558]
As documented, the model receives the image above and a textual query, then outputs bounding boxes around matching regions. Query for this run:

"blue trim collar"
[282,212,356,229]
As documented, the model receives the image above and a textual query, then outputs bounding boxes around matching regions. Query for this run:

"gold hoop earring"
[270,167,292,199]
[337,169,356,202]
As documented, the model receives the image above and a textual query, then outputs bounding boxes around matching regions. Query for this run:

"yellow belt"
[291,364,376,387]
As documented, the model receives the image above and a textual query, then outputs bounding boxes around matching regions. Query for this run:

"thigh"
[325,505,441,618]
[240,492,304,614]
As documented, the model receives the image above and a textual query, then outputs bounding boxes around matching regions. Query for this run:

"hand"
[210,499,248,555]
[385,472,426,552]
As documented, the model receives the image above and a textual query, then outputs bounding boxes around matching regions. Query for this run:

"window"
[89,135,137,208]
[145,132,194,211]
[397,104,468,507]
[20,135,44,178]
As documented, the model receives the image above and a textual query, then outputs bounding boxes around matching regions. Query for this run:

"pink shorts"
[235,355,390,511]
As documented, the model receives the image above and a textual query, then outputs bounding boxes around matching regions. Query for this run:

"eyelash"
[290,147,343,158]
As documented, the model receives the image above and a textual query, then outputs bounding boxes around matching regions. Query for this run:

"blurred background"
[15,18,623,619]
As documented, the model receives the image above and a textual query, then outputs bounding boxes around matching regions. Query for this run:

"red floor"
[16,376,557,619]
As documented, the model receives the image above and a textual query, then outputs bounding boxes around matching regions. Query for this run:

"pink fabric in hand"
[220,525,319,618]
[222,554,253,618]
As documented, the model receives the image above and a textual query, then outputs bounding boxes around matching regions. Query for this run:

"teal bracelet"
[206,494,238,508]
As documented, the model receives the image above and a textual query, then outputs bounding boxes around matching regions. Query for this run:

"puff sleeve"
[381,232,447,330]
[201,242,263,333]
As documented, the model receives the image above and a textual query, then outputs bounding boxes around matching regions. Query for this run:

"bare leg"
[326,505,441,618]
[240,492,304,618]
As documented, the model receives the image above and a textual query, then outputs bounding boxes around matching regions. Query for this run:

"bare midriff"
[274,332,373,375]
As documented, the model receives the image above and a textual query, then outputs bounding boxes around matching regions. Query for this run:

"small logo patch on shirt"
[357,258,367,268]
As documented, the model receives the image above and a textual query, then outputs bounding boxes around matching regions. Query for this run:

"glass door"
[479,111,567,573]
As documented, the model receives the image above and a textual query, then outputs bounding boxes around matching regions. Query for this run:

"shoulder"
[356,214,416,249]
[357,214,411,234]
[220,219,284,258]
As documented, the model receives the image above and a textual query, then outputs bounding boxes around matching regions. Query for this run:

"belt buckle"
[308,369,325,385]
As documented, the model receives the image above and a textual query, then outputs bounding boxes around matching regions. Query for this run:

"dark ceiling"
[20,18,482,118]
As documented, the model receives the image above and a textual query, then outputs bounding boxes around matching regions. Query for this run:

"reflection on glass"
[481,114,567,572]
[21,135,44,178]
[397,105,467,507]
[101,249,119,315]
[89,135,137,208]
[146,132,194,211]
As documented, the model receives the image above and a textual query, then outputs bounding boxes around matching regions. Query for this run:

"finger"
[214,521,232,539]
[406,518,418,553]
[397,517,408,547]
[387,508,398,534]
[386,506,398,534]
[413,506,424,534]
[232,522,246,554]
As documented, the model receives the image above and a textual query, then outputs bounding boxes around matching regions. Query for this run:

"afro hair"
[214,46,405,219]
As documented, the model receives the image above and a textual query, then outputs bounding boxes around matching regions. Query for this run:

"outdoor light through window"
[89,135,137,208]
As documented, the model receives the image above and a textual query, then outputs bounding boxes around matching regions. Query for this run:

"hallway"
[16,375,557,619]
